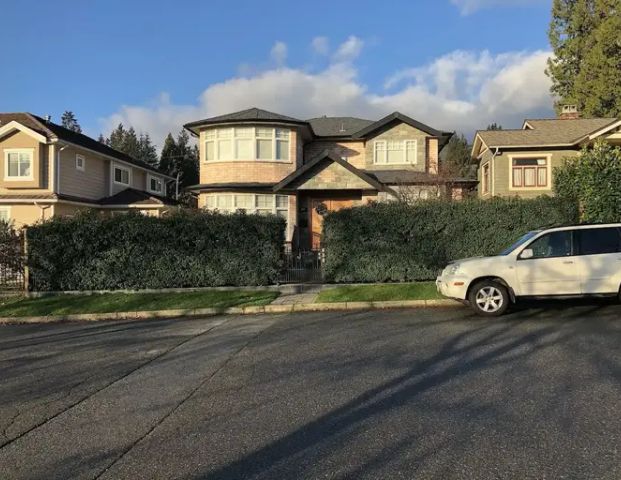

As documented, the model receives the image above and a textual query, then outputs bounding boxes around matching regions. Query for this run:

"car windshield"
[498,230,541,256]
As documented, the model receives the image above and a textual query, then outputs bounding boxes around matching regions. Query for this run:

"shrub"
[554,141,621,223]
[322,196,579,283]
[26,209,285,291]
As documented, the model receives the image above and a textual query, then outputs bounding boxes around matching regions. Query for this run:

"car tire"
[468,280,510,317]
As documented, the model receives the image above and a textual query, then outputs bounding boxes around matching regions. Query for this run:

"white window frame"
[508,154,552,191]
[0,206,10,223]
[204,193,289,219]
[147,174,164,195]
[373,140,417,165]
[75,154,86,172]
[113,164,131,186]
[481,162,490,195]
[4,148,34,181]
[203,127,291,163]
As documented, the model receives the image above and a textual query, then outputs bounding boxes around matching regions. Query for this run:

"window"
[0,207,10,223]
[114,165,130,185]
[5,149,33,180]
[577,228,621,256]
[482,162,490,194]
[148,175,163,195]
[76,154,85,171]
[523,231,573,259]
[204,193,289,220]
[512,157,548,188]
[204,127,291,162]
[373,140,417,165]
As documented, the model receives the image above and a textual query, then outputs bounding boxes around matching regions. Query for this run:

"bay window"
[373,140,417,165]
[511,157,548,188]
[5,149,33,180]
[204,127,290,162]
[204,193,289,219]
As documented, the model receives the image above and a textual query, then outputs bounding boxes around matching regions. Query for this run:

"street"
[1,301,621,479]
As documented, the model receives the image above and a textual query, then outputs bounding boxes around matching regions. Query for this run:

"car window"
[524,231,573,259]
[577,227,621,255]
[498,230,540,256]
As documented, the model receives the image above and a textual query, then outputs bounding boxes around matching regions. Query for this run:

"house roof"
[476,117,618,149]
[0,113,171,178]
[306,116,374,137]
[366,170,478,185]
[184,108,307,134]
[186,182,277,193]
[352,112,448,139]
[99,188,177,206]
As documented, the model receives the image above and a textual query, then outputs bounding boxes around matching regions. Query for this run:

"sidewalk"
[270,285,322,305]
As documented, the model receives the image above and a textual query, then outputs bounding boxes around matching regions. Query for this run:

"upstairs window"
[373,140,417,165]
[512,157,548,188]
[114,165,131,185]
[5,149,33,180]
[148,175,163,194]
[76,154,85,171]
[204,127,290,162]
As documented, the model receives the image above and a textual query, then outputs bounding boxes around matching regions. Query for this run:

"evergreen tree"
[546,0,621,116]
[486,123,503,130]
[441,133,475,179]
[138,133,159,168]
[106,123,126,151]
[158,131,199,199]
[97,134,106,144]
[61,111,82,133]
[121,127,141,161]
[159,133,177,179]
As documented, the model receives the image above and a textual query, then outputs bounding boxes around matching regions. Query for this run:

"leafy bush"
[554,141,621,223]
[322,197,579,283]
[26,210,285,291]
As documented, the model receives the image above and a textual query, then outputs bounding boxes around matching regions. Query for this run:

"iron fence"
[0,228,24,293]
[278,247,324,284]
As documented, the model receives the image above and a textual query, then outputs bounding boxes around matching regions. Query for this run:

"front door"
[309,197,357,250]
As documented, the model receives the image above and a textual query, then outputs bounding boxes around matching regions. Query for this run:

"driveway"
[1,301,621,479]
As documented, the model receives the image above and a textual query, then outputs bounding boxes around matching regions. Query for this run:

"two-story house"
[0,113,175,227]
[185,108,476,249]
[471,106,621,198]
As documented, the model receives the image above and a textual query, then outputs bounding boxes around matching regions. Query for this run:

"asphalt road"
[1,300,621,480]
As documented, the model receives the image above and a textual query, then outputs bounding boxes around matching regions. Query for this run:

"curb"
[0,299,462,325]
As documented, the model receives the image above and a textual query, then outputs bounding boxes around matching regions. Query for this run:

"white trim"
[75,153,85,172]
[588,119,621,140]
[112,164,131,186]
[481,161,491,196]
[100,204,167,210]
[0,198,167,209]
[147,174,164,195]
[507,153,552,191]
[4,148,35,181]
[372,139,418,165]
[0,121,47,143]
[0,206,10,222]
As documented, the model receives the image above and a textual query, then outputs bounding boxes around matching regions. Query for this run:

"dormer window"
[204,127,290,162]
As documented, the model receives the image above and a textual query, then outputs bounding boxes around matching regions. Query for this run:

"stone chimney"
[559,105,580,120]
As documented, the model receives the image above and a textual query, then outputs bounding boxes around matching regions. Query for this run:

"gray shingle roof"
[366,170,477,185]
[184,108,305,131]
[477,117,618,148]
[99,188,176,206]
[306,116,374,137]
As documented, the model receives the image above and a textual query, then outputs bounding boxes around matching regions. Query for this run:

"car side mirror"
[520,248,534,260]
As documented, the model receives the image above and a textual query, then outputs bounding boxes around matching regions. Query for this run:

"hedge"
[26,210,285,291]
[322,196,579,283]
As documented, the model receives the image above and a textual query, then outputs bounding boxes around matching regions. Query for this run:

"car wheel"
[468,280,510,317]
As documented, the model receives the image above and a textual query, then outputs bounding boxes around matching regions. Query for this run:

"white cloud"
[332,36,364,63]
[98,43,554,148]
[311,36,329,56]
[450,0,547,15]
[270,41,287,66]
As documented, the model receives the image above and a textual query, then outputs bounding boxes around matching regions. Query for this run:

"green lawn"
[316,282,442,303]
[0,290,279,318]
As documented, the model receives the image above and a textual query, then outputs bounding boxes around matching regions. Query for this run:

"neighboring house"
[471,106,621,198]
[185,107,476,249]
[0,113,176,227]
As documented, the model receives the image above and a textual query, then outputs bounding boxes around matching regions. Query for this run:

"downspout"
[34,202,52,221]
[55,144,69,193]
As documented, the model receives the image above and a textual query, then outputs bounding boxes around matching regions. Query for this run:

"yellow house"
[0,113,176,228]
[471,107,621,199]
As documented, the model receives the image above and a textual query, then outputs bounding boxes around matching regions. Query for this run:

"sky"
[1,0,554,148]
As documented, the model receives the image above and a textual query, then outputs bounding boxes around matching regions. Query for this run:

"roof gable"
[352,112,445,139]
[306,116,374,137]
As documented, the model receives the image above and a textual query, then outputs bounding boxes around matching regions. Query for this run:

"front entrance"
[307,193,361,250]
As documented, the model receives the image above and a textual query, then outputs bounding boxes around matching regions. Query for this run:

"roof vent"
[339,122,346,133]
[44,115,52,123]
[559,105,580,120]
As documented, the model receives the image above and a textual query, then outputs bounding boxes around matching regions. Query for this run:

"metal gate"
[278,248,324,284]
[0,229,24,293]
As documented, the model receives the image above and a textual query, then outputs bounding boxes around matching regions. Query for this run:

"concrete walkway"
[270,285,322,305]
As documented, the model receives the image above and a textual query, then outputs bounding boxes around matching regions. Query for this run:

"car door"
[516,230,581,296]
[575,227,621,294]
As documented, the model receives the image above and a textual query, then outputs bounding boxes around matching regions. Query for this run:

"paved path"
[1,300,621,479]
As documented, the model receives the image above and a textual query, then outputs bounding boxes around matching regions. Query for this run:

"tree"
[554,140,621,222]
[158,131,199,201]
[441,133,476,179]
[121,127,141,161]
[486,123,503,131]
[106,123,126,151]
[546,0,621,116]
[97,134,106,144]
[61,111,82,133]
[103,124,160,167]
[138,133,159,168]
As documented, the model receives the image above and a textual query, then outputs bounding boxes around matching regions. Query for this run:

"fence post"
[22,227,29,293]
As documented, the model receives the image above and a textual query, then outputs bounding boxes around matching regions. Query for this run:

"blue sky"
[2,0,553,146]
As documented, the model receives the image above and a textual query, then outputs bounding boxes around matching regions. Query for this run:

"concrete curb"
[0,299,462,325]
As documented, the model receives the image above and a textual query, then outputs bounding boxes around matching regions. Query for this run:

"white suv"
[436,223,621,316]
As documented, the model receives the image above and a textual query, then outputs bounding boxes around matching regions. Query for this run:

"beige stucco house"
[0,113,176,228]
[471,106,621,199]
[185,108,476,250]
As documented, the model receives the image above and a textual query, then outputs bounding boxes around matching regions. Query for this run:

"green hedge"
[26,210,285,291]
[322,197,579,283]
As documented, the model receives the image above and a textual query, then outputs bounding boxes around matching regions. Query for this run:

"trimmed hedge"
[26,210,285,291]
[322,196,579,283]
